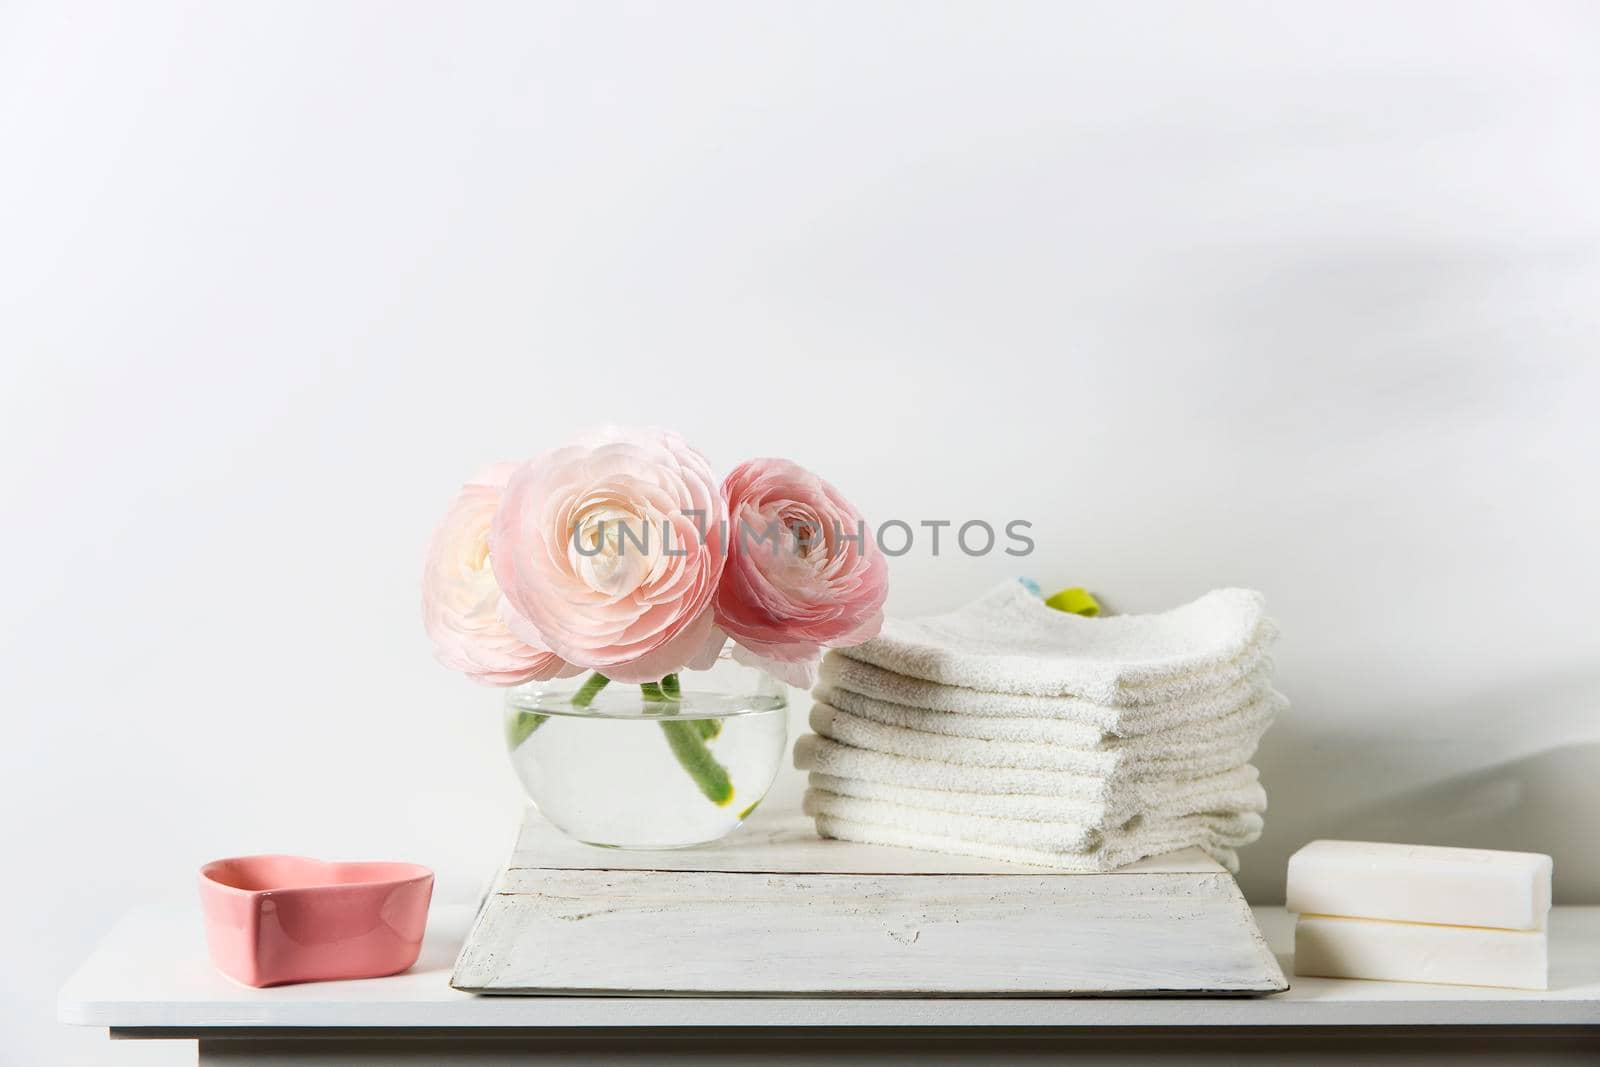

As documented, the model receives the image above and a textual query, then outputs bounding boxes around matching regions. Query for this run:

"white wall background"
[3,2,1598,1062]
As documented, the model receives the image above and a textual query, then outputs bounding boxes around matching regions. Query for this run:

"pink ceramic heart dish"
[198,855,433,987]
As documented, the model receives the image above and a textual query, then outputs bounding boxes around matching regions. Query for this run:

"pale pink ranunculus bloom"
[490,428,730,684]
[422,464,579,686]
[715,458,888,688]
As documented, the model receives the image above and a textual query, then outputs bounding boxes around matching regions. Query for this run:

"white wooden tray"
[450,809,1287,997]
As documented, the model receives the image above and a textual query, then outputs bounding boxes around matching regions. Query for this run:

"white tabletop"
[59,904,1600,1031]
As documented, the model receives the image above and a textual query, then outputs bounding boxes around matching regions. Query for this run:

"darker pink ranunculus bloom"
[715,458,888,688]
[490,427,730,683]
[422,464,579,686]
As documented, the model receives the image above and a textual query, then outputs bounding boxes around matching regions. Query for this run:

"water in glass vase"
[503,659,788,849]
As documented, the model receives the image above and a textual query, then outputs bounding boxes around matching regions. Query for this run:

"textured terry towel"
[794,733,1263,826]
[802,788,1264,866]
[807,771,1268,828]
[803,791,1262,872]
[810,812,1244,872]
[834,580,1276,705]
[818,656,1274,734]
[809,699,1277,780]
[813,680,1285,751]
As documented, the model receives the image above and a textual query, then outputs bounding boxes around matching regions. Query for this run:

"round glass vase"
[503,655,788,849]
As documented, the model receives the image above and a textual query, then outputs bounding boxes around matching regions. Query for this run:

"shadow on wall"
[1326,742,1600,895]
[1244,665,1600,903]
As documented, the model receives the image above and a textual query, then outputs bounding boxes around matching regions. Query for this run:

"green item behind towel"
[1045,587,1101,617]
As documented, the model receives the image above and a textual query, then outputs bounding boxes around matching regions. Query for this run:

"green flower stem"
[505,711,548,750]
[510,673,608,751]
[571,672,610,708]
[659,720,734,806]
[642,678,733,806]
[655,673,722,738]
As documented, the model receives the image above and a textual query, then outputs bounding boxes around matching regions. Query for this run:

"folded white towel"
[803,788,1263,860]
[809,699,1276,780]
[811,812,1243,872]
[815,679,1104,746]
[793,733,1264,826]
[818,656,1273,735]
[835,580,1276,705]
[807,771,1268,828]
[803,791,1260,872]
[813,681,1285,752]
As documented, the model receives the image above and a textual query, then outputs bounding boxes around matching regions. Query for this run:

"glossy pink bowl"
[198,855,433,987]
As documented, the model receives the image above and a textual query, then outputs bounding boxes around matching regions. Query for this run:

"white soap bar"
[1295,915,1547,990]
[1286,839,1551,930]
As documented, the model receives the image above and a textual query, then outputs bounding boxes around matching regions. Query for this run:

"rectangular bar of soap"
[1286,839,1551,930]
[1295,915,1547,990]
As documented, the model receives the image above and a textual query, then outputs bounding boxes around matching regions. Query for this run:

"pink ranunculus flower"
[490,427,730,684]
[422,464,579,686]
[715,458,888,688]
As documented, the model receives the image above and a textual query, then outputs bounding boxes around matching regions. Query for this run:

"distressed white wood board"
[450,809,1286,997]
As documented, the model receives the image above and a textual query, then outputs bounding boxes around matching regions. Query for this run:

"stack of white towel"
[796,579,1286,872]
